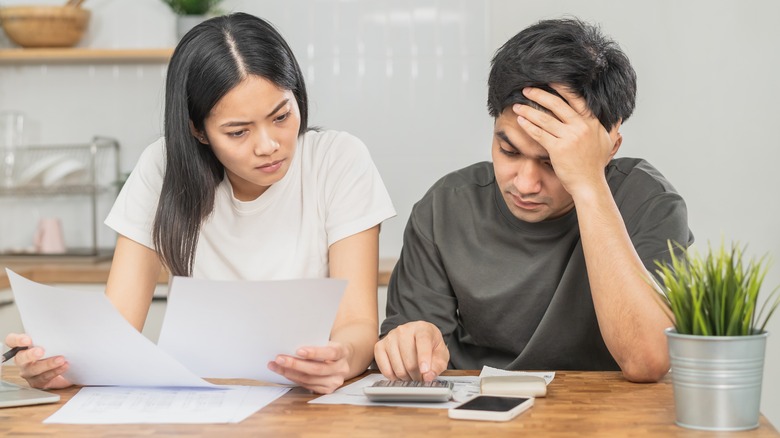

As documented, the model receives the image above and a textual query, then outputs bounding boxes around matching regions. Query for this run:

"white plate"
[15,154,68,187]
[42,158,86,186]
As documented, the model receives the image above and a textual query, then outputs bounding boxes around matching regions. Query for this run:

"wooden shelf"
[0,257,397,290]
[0,48,173,64]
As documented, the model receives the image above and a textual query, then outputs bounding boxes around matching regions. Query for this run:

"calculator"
[363,379,454,402]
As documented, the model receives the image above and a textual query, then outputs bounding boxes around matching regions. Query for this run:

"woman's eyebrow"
[266,98,290,118]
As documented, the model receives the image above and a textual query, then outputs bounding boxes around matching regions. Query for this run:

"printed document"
[44,385,290,424]
[158,276,345,384]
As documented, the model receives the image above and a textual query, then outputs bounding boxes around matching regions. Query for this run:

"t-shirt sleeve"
[319,132,396,246]
[104,138,166,249]
[380,196,459,342]
[625,191,694,277]
[612,160,695,279]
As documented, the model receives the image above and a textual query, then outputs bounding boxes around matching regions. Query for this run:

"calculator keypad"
[372,380,453,389]
[364,379,455,402]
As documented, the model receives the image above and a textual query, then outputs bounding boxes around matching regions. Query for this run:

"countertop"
[0,258,397,290]
[2,368,776,436]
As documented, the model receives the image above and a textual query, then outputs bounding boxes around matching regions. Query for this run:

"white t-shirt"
[105,130,396,280]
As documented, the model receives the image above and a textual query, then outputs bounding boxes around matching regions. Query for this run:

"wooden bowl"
[0,5,90,48]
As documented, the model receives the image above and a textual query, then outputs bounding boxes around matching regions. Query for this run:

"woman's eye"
[274,112,290,123]
[228,130,247,138]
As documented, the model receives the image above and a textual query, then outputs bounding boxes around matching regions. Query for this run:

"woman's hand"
[267,341,351,394]
[4,333,72,389]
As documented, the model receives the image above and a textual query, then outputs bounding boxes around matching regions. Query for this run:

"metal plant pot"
[666,328,768,431]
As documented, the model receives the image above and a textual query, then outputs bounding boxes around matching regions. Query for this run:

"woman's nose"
[253,130,280,156]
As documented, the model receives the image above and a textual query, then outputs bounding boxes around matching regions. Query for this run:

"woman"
[5,12,395,394]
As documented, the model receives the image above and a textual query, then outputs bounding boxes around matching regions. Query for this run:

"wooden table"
[1,368,776,437]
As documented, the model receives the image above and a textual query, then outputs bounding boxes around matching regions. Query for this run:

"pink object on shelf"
[33,217,66,254]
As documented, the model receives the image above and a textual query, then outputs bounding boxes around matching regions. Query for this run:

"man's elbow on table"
[619,353,670,383]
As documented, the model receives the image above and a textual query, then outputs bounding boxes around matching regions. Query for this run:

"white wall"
[0,0,492,255]
[489,0,780,426]
[1,0,778,426]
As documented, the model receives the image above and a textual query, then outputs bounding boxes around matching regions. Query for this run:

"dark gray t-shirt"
[381,158,694,371]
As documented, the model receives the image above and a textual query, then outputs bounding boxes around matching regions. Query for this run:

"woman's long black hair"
[153,13,308,276]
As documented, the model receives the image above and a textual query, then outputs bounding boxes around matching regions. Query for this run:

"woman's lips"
[257,159,284,173]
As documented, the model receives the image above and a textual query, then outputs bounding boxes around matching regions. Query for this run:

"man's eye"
[543,160,554,169]
[500,147,519,156]
[274,112,290,123]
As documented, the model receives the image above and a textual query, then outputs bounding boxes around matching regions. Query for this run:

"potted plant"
[162,0,223,39]
[652,241,780,431]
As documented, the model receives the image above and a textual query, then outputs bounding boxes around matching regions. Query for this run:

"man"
[375,18,693,383]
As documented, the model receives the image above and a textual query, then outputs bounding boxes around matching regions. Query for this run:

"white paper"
[158,276,345,385]
[7,269,213,388]
[43,385,290,424]
[308,373,481,409]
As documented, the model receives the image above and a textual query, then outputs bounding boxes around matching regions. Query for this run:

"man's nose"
[513,159,543,195]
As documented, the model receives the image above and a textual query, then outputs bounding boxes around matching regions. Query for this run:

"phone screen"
[454,396,530,412]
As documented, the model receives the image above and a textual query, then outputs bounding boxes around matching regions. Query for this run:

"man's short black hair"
[487,18,636,131]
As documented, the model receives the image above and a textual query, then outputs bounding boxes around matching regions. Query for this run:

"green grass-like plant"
[163,0,222,15]
[652,241,780,336]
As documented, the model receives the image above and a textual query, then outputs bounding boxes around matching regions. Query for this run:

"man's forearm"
[573,180,672,382]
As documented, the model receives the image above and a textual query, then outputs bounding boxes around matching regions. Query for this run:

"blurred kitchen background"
[0,0,778,426]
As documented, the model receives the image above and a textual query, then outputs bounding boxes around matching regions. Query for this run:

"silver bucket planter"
[666,328,768,431]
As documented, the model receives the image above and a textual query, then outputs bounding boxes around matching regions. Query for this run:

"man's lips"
[509,192,544,209]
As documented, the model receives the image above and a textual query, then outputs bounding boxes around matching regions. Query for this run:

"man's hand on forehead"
[511,83,617,197]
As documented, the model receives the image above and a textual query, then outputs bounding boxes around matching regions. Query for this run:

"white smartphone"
[448,395,534,421]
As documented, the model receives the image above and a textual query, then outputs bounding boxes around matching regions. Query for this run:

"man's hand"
[512,84,621,198]
[374,321,449,381]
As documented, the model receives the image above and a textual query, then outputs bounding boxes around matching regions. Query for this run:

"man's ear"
[189,120,209,145]
[608,120,623,160]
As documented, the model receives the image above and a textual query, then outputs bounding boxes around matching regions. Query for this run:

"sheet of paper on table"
[8,270,347,424]
[309,366,554,409]
[43,385,290,424]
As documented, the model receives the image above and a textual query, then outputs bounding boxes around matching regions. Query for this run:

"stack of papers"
[6,269,346,424]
